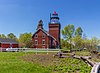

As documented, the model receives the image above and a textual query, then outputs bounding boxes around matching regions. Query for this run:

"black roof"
[0,38,18,44]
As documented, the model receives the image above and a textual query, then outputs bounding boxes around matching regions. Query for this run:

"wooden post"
[36,48,37,54]
[91,62,100,73]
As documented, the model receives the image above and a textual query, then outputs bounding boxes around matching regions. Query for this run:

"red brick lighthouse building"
[32,12,61,49]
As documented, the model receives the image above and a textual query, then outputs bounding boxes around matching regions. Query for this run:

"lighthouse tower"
[49,11,61,48]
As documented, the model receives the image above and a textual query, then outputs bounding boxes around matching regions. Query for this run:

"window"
[42,40,45,45]
[42,33,45,38]
[35,40,38,45]
[51,19,59,24]
[35,34,38,38]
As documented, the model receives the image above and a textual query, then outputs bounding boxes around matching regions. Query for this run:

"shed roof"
[0,38,18,44]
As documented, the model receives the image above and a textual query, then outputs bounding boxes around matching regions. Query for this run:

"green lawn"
[74,50,91,56]
[0,52,91,73]
[0,52,50,73]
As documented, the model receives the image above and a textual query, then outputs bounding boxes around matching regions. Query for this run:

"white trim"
[42,33,45,38]
[35,40,38,45]
[32,28,57,41]
[35,34,38,38]
[42,40,45,45]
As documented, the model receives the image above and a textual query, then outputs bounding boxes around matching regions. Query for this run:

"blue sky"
[0,0,100,38]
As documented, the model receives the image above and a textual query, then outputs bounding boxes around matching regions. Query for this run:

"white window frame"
[35,34,38,38]
[35,40,38,45]
[42,33,45,38]
[42,40,45,45]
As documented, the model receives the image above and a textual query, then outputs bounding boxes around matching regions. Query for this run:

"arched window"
[35,34,38,38]
[42,33,45,38]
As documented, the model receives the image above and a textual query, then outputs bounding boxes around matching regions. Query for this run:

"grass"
[74,50,91,56]
[0,52,92,73]
[52,58,91,73]
[0,52,51,73]
[21,53,92,73]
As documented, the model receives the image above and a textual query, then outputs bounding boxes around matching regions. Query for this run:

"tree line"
[61,24,100,52]
[0,33,32,48]
[0,24,100,51]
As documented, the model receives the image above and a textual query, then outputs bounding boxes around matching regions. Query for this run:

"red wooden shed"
[0,38,19,48]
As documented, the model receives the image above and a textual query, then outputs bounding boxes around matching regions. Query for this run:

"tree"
[19,32,32,48]
[61,39,70,49]
[72,35,83,50]
[90,37,100,51]
[83,33,87,40]
[82,39,90,50]
[62,24,75,51]
[0,34,6,38]
[75,27,83,37]
[82,37,100,52]
[61,39,65,49]
[72,27,83,50]
[7,33,17,39]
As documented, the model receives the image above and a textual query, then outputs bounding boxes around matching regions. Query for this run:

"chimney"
[37,20,43,29]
